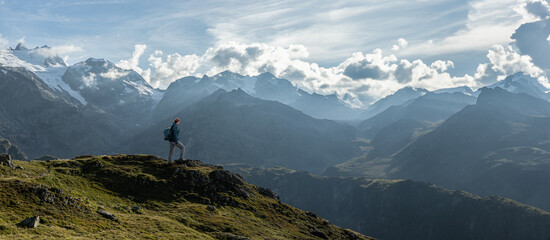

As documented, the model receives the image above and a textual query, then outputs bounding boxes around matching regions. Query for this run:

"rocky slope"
[0,154,371,239]
[0,66,126,159]
[232,166,550,240]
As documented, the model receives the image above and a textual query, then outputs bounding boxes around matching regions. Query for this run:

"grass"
[0,154,372,239]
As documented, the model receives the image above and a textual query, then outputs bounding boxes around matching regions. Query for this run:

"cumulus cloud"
[516,0,550,21]
[340,50,395,80]
[133,40,546,107]
[117,44,151,83]
[511,17,550,71]
[391,38,408,51]
[147,50,201,88]
[473,44,547,86]
[100,68,129,80]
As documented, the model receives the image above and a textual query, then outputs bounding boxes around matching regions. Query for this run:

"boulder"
[310,227,328,239]
[98,209,117,221]
[17,216,39,228]
[257,186,279,200]
[206,205,216,212]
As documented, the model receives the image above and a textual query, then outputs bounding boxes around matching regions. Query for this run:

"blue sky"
[0,0,549,105]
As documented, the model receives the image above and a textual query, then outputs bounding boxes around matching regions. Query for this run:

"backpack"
[163,127,172,141]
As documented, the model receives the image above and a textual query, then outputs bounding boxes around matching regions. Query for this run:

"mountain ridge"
[0,154,372,239]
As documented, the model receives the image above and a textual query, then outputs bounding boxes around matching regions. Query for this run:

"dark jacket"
[169,122,179,143]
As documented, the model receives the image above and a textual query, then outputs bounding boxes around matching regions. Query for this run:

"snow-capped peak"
[487,72,550,101]
[14,42,28,50]
[0,44,86,104]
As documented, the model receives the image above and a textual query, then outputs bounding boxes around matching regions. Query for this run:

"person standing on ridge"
[168,118,185,163]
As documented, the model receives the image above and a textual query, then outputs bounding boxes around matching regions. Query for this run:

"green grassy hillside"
[0,155,371,239]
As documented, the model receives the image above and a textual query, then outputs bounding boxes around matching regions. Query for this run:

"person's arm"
[174,124,179,142]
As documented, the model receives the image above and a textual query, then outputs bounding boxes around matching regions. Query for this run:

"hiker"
[167,118,185,163]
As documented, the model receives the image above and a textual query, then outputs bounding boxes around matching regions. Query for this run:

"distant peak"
[476,87,515,104]
[258,72,276,78]
[396,86,428,94]
[14,43,28,50]
[85,57,108,63]
[229,88,248,95]
[214,70,244,79]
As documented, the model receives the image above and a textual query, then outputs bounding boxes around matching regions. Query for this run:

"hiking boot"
[175,158,185,164]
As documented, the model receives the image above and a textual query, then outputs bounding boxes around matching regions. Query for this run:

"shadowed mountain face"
[0,66,130,159]
[127,89,357,173]
[357,92,476,139]
[334,87,550,210]
[326,92,477,177]
[231,166,550,240]
[359,87,428,120]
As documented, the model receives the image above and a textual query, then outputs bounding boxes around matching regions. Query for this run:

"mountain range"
[3,43,550,238]
[329,87,550,211]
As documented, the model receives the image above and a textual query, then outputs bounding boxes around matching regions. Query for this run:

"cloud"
[16,37,25,44]
[81,72,97,88]
[515,0,550,21]
[116,44,151,82]
[402,0,528,57]
[99,68,129,80]
[137,40,546,107]
[473,44,547,86]
[340,50,395,80]
[147,50,200,88]
[0,34,9,49]
[391,38,408,52]
[511,18,550,71]
[33,45,83,57]
[397,38,408,48]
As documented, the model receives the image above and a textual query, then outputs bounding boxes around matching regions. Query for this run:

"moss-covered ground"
[0,155,372,239]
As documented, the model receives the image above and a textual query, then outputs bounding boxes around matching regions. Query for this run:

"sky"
[0,0,549,106]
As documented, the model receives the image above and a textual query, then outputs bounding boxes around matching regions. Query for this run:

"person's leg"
[176,141,185,160]
[168,142,176,162]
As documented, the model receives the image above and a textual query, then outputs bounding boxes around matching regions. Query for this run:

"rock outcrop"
[0,154,14,168]
[17,216,39,228]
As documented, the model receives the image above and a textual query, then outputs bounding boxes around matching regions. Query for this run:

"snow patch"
[0,49,87,105]
[1,70,6,74]
[123,79,154,96]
